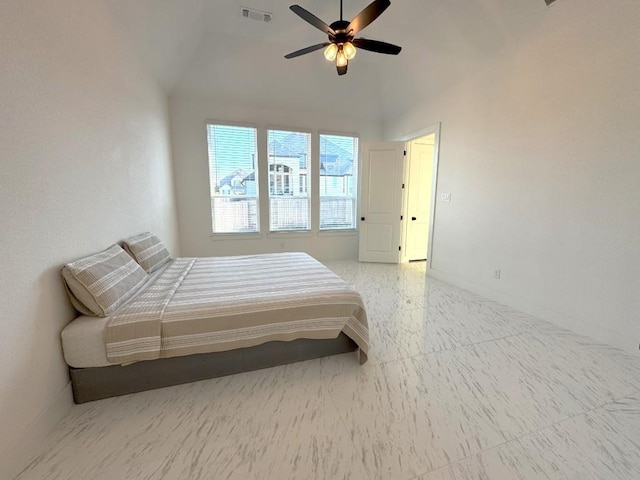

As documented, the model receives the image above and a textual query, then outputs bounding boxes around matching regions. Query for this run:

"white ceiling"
[104,0,551,120]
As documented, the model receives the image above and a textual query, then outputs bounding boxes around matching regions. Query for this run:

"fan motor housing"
[329,20,352,42]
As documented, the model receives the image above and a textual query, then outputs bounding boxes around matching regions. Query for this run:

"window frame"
[206,121,262,238]
[266,127,313,233]
[206,121,359,239]
[318,131,360,232]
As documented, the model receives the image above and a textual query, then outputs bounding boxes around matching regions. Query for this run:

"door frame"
[398,123,441,270]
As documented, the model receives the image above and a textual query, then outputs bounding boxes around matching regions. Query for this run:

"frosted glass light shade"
[324,43,338,61]
[343,42,356,60]
[336,49,347,67]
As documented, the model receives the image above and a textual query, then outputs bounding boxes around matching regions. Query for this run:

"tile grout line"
[400,330,531,364]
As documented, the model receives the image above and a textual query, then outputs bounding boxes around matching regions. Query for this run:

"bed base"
[69,333,358,404]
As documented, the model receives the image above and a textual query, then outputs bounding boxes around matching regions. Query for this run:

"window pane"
[207,125,259,233]
[320,134,358,229]
[267,130,311,231]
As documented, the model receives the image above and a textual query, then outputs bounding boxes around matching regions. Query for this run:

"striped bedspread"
[105,252,369,365]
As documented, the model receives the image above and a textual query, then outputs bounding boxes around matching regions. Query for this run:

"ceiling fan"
[284,0,402,76]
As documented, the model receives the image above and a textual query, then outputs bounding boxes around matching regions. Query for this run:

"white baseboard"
[427,267,639,358]
[0,382,73,480]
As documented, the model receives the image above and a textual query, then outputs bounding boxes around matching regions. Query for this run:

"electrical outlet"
[441,193,451,202]
[494,269,501,279]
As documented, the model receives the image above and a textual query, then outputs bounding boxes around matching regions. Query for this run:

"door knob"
[411,217,417,221]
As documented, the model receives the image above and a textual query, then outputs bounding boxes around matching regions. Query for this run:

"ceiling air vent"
[545,0,558,5]
[240,7,272,23]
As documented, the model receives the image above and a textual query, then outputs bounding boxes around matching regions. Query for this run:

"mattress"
[61,315,110,368]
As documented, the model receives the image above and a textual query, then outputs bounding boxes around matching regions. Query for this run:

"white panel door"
[405,139,434,261]
[359,142,405,263]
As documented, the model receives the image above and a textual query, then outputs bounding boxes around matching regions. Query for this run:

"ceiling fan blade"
[337,64,348,76]
[352,38,401,55]
[347,0,390,36]
[284,43,331,59]
[290,5,336,36]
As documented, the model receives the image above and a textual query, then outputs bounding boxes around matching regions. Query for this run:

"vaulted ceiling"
[104,0,553,121]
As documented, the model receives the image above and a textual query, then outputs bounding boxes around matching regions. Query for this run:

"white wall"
[384,0,640,355]
[0,0,180,475]
[169,96,381,260]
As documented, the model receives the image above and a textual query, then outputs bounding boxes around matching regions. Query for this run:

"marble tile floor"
[14,261,640,480]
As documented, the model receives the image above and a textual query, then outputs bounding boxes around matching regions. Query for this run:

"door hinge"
[400,215,403,220]
[404,150,407,156]
[399,246,401,251]
[402,183,405,189]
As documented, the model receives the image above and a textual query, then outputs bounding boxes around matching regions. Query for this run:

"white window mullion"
[310,132,320,233]
[257,126,269,236]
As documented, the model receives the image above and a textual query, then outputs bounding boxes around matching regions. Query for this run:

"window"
[299,153,308,169]
[319,134,358,230]
[269,164,292,195]
[206,124,259,233]
[267,130,311,232]
[299,174,307,194]
[206,125,358,235]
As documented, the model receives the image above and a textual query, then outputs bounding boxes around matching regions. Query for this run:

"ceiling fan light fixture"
[324,43,338,61]
[343,41,356,60]
[336,48,348,67]
[285,0,401,76]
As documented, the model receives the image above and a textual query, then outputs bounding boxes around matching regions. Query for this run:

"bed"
[61,236,369,404]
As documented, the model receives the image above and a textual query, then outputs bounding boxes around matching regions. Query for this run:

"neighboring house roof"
[320,158,353,177]
[318,137,353,163]
[219,168,247,187]
[268,133,310,159]
[269,132,354,176]
[242,171,255,182]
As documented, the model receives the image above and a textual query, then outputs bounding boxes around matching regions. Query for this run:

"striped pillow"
[62,244,148,317]
[122,232,172,273]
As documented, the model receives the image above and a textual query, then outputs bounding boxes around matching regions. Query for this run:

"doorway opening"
[400,125,440,268]
[357,124,440,265]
